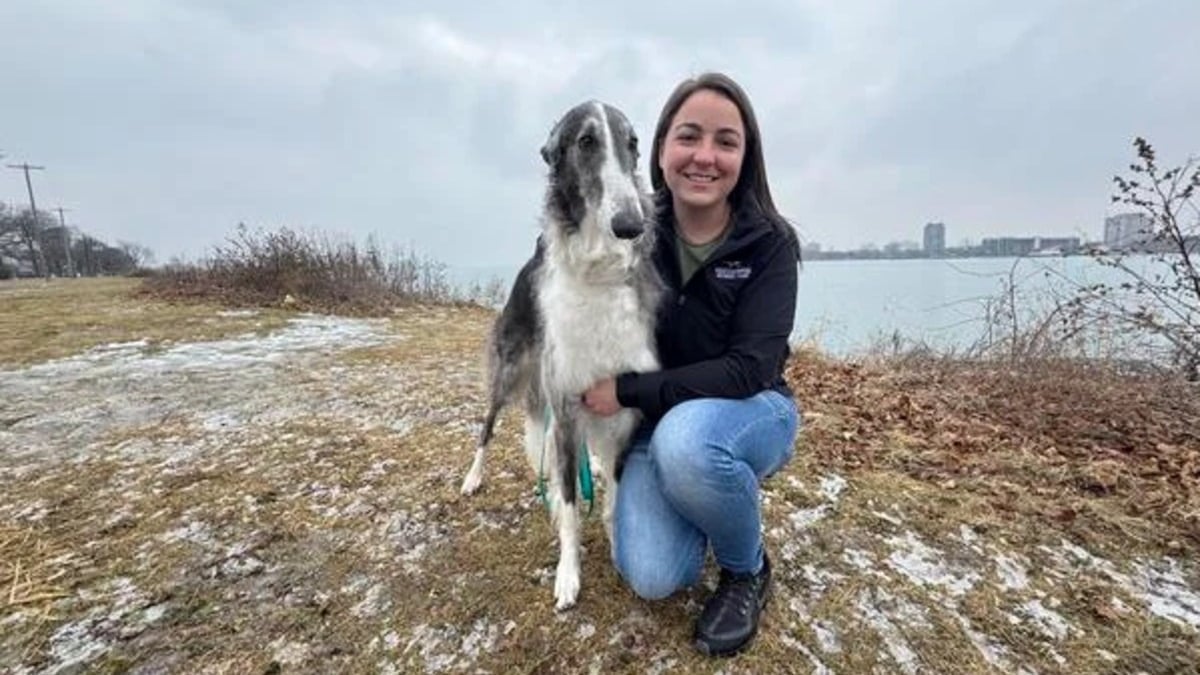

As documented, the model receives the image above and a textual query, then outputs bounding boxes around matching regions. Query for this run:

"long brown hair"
[650,72,799,259]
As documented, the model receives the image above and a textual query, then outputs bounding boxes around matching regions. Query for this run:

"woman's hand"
[581,377,621,417]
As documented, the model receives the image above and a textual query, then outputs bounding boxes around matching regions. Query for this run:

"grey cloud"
[1,0,1196,267]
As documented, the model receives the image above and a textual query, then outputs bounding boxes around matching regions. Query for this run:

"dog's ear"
[541,118,564,166]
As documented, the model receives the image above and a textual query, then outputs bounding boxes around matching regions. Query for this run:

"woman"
[582,72,802,656]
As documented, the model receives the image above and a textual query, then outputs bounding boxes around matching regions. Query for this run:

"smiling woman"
[655,89,746,244]
[580,72,804,658]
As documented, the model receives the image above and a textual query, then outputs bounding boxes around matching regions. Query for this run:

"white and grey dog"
[460,100,663,610]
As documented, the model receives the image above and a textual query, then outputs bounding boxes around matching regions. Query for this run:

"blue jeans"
[612,390,800,600]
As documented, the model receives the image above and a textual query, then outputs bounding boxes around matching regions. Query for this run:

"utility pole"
[53,206,74,277]
[6,162,48,278]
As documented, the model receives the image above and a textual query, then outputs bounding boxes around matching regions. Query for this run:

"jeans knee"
[627,570,679,601]
[650,401,720,481]
[615,554,688,601]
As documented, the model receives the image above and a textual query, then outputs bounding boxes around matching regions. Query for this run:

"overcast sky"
[1,0,1196,270]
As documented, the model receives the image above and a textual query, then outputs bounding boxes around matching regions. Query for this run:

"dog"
[459,100,664,610]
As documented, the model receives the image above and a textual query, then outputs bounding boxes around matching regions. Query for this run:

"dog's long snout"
[611,209,644,240]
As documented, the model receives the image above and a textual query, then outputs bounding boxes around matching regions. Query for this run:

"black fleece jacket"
[615,206,800,422]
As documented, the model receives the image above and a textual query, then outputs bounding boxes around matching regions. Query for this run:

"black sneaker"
[693,551,772,657]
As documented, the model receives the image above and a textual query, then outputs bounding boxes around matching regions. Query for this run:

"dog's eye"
[628,137,639,155]
[578,134,597,151]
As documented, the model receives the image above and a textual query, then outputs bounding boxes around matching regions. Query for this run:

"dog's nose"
[611,210,644,240]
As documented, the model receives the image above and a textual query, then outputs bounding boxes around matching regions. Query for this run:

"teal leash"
[536,406,595,517]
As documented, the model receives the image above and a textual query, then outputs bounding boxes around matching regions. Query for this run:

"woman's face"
[658,89,746,215]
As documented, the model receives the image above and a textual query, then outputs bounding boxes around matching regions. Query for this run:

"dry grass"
[785,348,1200,549]
[0,277,291,368]
[1,277,1197,674]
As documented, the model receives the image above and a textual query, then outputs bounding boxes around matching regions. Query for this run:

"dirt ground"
[2,277,1198,674]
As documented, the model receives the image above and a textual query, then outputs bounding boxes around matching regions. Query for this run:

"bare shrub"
[961,139,1199,377]
[139,224,488,314]
[1064,138,1200,377]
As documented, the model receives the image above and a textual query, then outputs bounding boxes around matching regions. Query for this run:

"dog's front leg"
[549,395,582,611]
[581,425,617,551]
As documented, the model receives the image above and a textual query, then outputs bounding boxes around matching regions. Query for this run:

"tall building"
[1104,212,1153,249]
[923,222,946,256]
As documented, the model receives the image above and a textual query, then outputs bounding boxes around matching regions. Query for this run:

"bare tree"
[1062,137,1200,378]
[118,240,154,269]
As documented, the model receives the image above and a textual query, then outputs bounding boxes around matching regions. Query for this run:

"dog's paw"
[460,458,485,495]
[460,470,483,496]
[554,560,580,611]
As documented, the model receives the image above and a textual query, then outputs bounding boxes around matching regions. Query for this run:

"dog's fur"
[460,100,664,609]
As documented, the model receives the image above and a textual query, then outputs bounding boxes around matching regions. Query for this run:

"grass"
[1,277,1197,674]
[0,277,292,368]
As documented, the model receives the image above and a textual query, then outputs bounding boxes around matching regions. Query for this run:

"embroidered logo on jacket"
[713,261,752,280]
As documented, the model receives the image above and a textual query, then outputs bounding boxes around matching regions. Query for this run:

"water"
[448,255,1159,356]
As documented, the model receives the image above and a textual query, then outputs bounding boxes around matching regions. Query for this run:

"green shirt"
[677,227,730,286]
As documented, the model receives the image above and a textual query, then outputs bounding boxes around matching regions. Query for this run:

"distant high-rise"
[923,222,946,256]
[1104,212,1153,249]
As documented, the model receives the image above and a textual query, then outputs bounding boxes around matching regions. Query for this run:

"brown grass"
[2,277,1197,673]
[785,348,1200,549]
[0,277,292,367]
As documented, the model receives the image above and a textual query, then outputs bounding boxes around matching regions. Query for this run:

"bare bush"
[139,224,488,314]
[1063,138,1200,378]
[964,138,1199,377]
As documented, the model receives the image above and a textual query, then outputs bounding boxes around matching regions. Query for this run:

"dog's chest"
[538,273,653,381]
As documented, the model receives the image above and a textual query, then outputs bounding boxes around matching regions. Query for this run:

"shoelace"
[714,572,759,617]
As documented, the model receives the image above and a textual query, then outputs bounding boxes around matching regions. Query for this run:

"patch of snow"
[779,634,833,675]
[269,637,311,666]
[404,624,458,672]
[842,548,876,571]
[0,314,394,465]
[1057,539,1200,629]
[994,553,1030,591]
[40,577,153,673]
[790,506,831,530]
[1020,599,1072,640]
[460,619,501,661]
[885,531,980,596]
[812,620,841,654]
[46,620,109,673]
[351,583,388,619]
[872,510,904,526]
[855,589,919,675]
[786,474,848,531]
[819,474,847,501]
[947,609,1023,674]
[1128,559,1200,629]
[402,618,502,672]
[160,520,216,549]
[201,411,242,432]
[788,596,811,621]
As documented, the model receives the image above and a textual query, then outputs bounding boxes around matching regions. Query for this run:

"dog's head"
[540,101,648,246]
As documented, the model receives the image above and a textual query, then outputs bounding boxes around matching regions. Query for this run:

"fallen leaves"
[785,351,1200,544]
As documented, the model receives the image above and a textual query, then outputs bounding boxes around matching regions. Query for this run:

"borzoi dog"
[460,100,663,610]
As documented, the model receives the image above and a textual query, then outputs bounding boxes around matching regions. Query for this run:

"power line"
[6,162,48,277]
[54,206,74,277]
